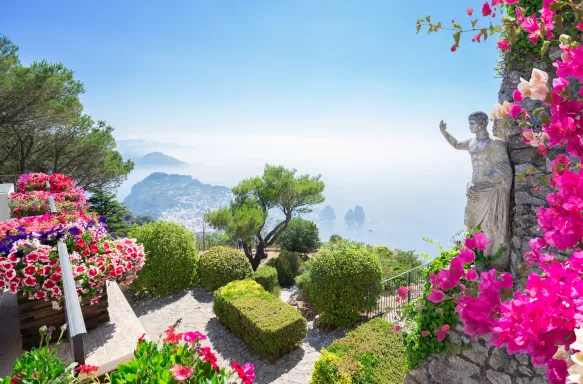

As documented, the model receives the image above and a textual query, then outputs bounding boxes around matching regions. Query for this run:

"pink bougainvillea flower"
[466,8,473,16]
[507,103,523,120]
[546,359,568,383]
[466,269,478,281]
[458,248,476,264]
[396,286,408,299]
[393,325,401,332]
[428,289,445,304]
[472,232,489,251]
[421,330,430,337]
[481,2,492,16]
[435,324,450,342]
[169,365,194,381]
[472,32,482,43]
[513,89,523,102]
[497,39,511,51]
[451,44,458,52]
[517,68,549,101]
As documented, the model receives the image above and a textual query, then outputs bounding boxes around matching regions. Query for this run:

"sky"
[1,0,504,255]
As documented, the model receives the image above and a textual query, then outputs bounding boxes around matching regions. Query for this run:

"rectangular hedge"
[311,318,405,384]
[213,279,307,359]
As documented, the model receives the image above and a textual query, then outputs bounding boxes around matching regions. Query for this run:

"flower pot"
[17,289,110,350]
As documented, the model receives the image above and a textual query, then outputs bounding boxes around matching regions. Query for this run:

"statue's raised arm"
[440,120,470,150]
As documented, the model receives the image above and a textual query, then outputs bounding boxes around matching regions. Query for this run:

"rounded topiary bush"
[129,221,198,296]
[198,246,254,291]
[267,250,305,287]
[277,217,320,254]
[309,241,382,327]
[254,265,280,294]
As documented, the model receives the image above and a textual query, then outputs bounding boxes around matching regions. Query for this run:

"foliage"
[295,265,312,301]
[373,246,422,281]
[267,250,305,287]
[1,326,99,383]
[198,246,254,291]
[253,265,280,294]
[129,221,198,296]
[205,165,325,270]
[277,217,320,254]
[196,232,234,250]
[213,280,307,359]
[311,318,405,384]
[329,234,343,243]
[109,322,254,383]
[0,35,133,190]
[88,189,134,236]
[404,247,460,371]
[309,241,382,327]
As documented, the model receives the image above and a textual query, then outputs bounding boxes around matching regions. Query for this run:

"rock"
[354,205,365,223]
[318,205,336,221]
[427,356,479,384]
[489,348,507,371]
[486,370,512,384]
[406,367,429,384]
[344,209,354,221]
[462,343,489,365]
[518,365,533,377]
[133,152,189,167]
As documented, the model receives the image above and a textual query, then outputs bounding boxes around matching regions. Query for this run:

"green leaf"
[541,40,551,57]
[541,114,550,125]
[482,28,488,41]
[453,23,462,30]
[453,31,461,46]
[426,15,431,22]
[416,24,421,34]
[471,19,478,28]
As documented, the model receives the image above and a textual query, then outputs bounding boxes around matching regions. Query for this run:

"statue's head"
[468,111,489,134]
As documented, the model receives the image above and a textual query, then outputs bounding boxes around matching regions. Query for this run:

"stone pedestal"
[0,184,14,222]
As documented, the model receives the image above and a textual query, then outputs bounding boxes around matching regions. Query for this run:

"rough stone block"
[427,355,479,384]
[486,369,512,384]
[489,348,507,371]
[462,342,489,365]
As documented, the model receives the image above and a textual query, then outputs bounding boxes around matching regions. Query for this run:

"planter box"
[17,290,109,350]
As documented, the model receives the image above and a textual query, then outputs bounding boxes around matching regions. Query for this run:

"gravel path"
[130,286,344,384]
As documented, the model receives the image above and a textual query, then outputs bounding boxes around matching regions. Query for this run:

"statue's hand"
[439,120,447,133]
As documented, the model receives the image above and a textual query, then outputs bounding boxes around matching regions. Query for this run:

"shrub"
[267,250,305,287]
[277,217,320,254]
[373,246,422,281]
[198,246,254,291]
[213,280,307,359]
[295,269,312,301]
[329,234,343,243]
[254,265,280,294]
[309,241,382,327]
[129,221,198,296]
[311,318,405,384]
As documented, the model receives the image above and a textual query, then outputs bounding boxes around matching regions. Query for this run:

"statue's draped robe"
[464,160,513,257]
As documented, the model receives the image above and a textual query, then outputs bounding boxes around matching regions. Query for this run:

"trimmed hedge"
[311,318,405,384]
[213,280,307,359]
[198,246,254,291]
[129,221,198,296]
[267,250,305,287]
[254,265,280,294]
[309,241,382,327]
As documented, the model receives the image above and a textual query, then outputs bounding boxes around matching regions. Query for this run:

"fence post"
[407,271,412,303]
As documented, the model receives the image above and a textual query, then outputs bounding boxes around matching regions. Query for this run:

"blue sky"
[1,1,506,252]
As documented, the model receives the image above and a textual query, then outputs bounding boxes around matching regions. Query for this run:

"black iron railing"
[365,263,429,320]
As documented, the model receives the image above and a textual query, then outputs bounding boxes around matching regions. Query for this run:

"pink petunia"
[168,365,194,381]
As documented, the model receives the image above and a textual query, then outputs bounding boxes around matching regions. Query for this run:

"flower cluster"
[16,173,77,193]
[109,322,255,383]
[9,190,89,218]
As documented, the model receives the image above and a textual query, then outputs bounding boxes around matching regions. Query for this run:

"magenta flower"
[421,330,429,337]
[232,361,255,384]
[497,39,511,51]
[184,331,207,344]
[169,365,194,381]
[428,289,445,304]
[393,325,401,332]
[435,324,450,342]
[458,248,475,264]
[396,286,408,299]
[472,232,489,251]
[481,2,492,16]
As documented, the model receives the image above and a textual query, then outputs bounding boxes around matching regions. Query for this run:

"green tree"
[88,189,133,236]
[277,217,320,254]
[0,35,133,189]
[205,165,325,270]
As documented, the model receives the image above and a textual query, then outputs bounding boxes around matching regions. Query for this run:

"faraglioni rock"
[439,112,512,262]
[354,205,365,223]
[344,209,354,221]
[319,205,336,221]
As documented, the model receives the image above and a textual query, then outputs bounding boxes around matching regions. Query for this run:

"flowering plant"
[415,1,583,382]
[109,321,255,383]
[0,215,145,307]
[1,325,100,384]
[16,173,77,193]
[9,190,89,218]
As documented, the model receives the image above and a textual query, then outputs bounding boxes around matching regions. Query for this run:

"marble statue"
[440,111,512,257]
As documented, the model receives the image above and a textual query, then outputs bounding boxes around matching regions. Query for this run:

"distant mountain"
[117,139,191,159]
[133,152,189,167]
[123,172,232,233]
[354,205,365,223]
[344,209,354,221]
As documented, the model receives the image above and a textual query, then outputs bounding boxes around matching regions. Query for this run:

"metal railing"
[47,180,87,364]
[0,174,19,186]
[365,263,429,320]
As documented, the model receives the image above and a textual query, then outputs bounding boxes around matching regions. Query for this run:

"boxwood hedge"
[311,318,405,384]
[213,280,307,359]
[198,246,254,291]
[253,265,280,294]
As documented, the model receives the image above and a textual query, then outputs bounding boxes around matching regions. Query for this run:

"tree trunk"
[251,243,268,271]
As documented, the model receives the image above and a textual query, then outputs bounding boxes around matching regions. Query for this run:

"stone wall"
[404,325,547,384]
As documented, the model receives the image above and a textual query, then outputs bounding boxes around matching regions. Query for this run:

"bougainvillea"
[417,1,583,382]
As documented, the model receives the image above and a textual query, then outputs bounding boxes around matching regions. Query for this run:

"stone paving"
[130,286,344,384]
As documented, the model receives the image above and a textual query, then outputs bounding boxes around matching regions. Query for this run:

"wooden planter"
[17,290,110,350]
